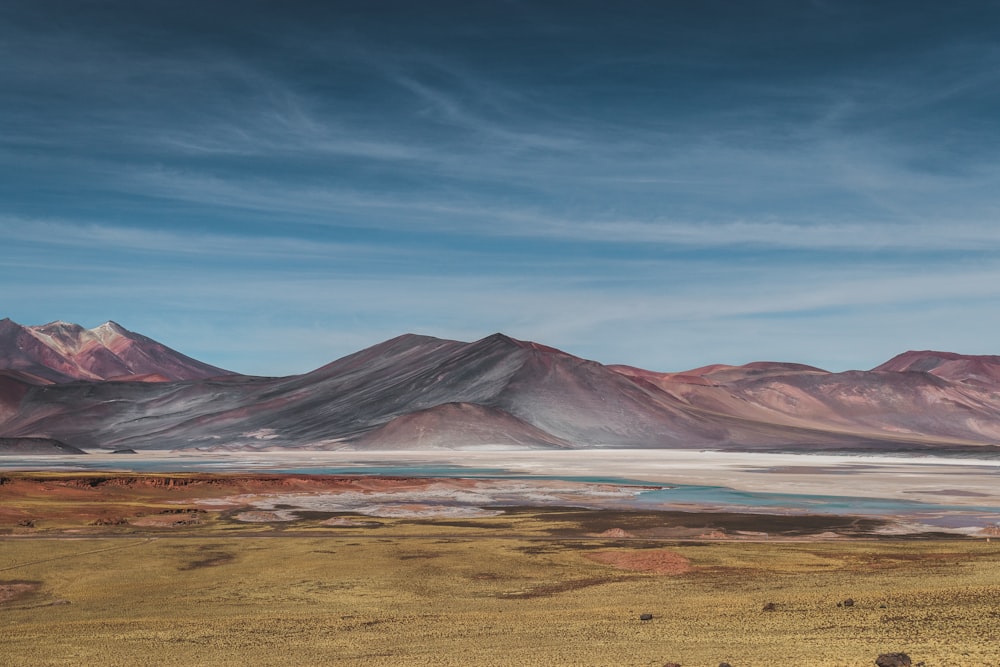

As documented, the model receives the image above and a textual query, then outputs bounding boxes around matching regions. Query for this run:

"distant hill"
[874,350,1000,387]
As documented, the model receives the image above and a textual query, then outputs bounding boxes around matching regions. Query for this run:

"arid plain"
[3,458,1000,666]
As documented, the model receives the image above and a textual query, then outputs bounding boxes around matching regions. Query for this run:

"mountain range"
[1,318,999,455]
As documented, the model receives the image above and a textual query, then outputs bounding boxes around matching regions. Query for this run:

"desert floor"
[2,470,999,666]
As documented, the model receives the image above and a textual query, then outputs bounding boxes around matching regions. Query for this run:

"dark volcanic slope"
[1,328,999,453]
[0,318,234,383]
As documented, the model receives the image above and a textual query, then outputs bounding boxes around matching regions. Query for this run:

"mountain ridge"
[1,320,999,455]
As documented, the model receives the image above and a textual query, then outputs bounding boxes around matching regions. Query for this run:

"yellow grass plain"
[3,513,1000,666]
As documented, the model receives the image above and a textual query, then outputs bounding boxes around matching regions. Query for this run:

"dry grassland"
[3,517,999,666]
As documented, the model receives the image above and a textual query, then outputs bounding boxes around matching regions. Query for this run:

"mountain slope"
[613,358,1000,448]
[874,350,1000,387]
[351,402,574,450]
[0,318,234,382]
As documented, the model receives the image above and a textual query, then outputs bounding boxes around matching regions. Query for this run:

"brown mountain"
[874,350,1000,387]
[0,318,234,383]
[0,325,998,455]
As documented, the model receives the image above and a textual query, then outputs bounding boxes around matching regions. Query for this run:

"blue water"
[632,484,1000,519]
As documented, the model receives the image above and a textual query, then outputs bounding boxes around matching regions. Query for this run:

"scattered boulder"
[875,652,912,667]
[16,519,35,528]
[639,613,653,621]
[663,663,682,667]
[842,598,855,607]
[762,602,777,612]
[719,663,734,667]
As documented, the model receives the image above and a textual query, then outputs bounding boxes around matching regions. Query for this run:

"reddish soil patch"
[0,473,459,502]
[0,473,467,528]
[0,581,41,605]
[586,549,693,575]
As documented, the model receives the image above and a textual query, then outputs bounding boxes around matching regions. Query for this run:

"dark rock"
[875,652,912,667]
[639,613,653,621]
[843,598,855,607]
[663,663,682,667]
[719,663,733,667]
[762,602,777,612]
[17,519,35,528]
[111,448,137,454]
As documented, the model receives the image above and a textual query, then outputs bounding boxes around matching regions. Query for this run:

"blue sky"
[3,1,1000,375]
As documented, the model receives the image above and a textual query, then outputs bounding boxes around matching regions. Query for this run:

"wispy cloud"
[3,1,1000,373]
[86,165,1000,252]
[1,216,392,260]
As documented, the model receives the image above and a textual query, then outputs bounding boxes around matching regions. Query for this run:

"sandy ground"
[586,548,693,574]
[4,448,1000,507]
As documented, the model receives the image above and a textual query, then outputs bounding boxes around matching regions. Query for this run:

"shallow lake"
[3,452,998,531]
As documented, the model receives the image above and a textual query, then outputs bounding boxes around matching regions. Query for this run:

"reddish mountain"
[0,318,233,383]
[874,350,1000,387]
[1,326,999,455]
[610,361,829,389]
